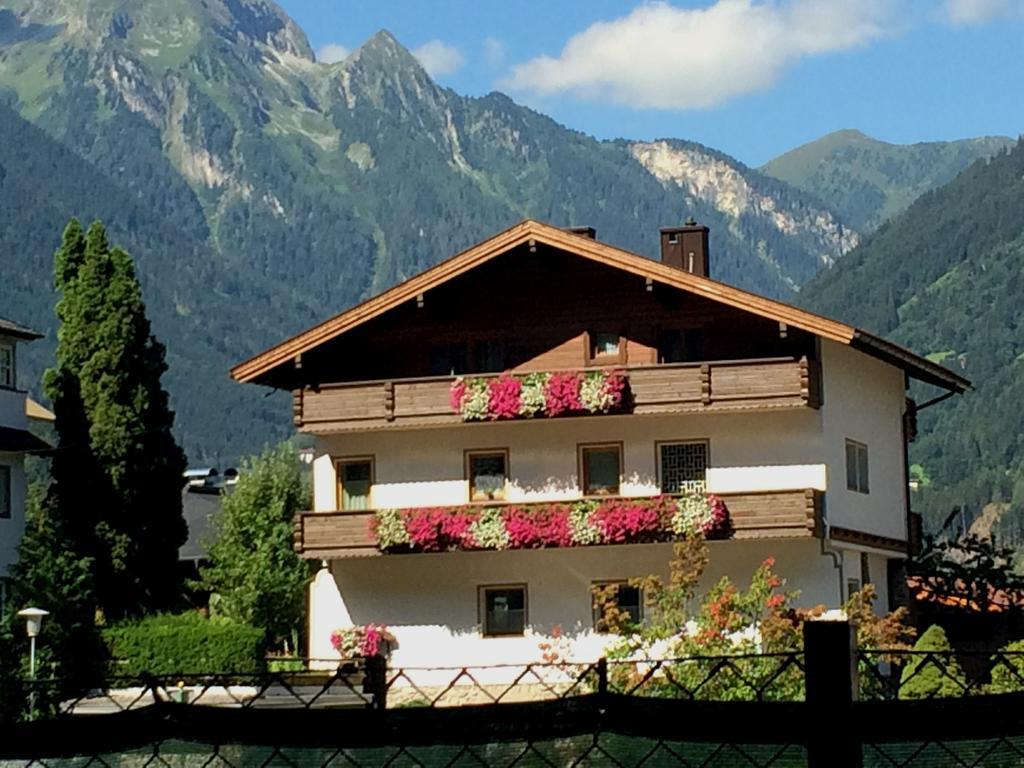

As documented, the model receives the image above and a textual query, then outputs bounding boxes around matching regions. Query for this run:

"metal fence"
[7,625,1024,767]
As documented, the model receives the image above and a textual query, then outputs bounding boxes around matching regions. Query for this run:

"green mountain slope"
[800,140,1024,540]
[0,0,858,462]
[761,129,1013,232]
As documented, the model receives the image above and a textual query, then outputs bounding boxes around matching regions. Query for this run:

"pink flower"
[592,500,662,543]
[488,373,522,420]
[449,379,467,412]
[544,373,582,416]
[604,370,627,408]
[503,505,572,548]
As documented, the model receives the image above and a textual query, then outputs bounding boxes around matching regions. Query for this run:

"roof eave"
[851,331,971,393]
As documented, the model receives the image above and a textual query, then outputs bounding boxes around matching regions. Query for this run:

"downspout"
[819,509,845,607]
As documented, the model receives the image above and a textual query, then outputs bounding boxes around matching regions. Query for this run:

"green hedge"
[989,640,1024,693]
[102,612,266,677]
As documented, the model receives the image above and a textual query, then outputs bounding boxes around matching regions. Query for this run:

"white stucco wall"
[312,409,826,512]
[818,341,908,541]
[0,453,27,579]
[309,538,849,667]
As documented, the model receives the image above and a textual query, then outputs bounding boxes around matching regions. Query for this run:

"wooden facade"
[292,489,824,560]
[295,356,821,432]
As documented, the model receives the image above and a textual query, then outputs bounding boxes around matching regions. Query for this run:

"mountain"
[761,129,1013,232]
[799,139,1024,543]
[0,0,857,463]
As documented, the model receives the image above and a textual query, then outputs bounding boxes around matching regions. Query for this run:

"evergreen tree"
[7,484,102,694]
[198,444,311,645]
[899,625,966,699]
[44,219,187,619]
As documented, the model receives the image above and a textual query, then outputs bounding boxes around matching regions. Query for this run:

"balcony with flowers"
[293,488,823,560]
[293,356,821,433]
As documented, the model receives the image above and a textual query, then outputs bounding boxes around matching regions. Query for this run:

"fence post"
[364,655,387,711]
[804,618,861,768]
[596,657,608,696]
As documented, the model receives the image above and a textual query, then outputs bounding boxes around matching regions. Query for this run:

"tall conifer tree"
[45,219,187,619]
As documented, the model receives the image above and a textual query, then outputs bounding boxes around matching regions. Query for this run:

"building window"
[429,342,468,376]
[658,441,708,493]
[579,443,622,496]
[466,449,508,502]
[846,578,861,601]
[0,465,10,519]
[475,340,506,373]
[657,329,704,364]
[0,344,13,388]
[845,439,869,493]
[479,584,527,637]
[337,458,373,511]
[592,582,642,633]
[587,331,621,364]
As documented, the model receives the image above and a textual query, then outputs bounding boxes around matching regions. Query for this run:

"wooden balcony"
[293,356,821,433]
[293,489,823,560]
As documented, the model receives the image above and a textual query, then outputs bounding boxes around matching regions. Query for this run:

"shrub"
[102,612,267,676]
[988,640,1024,693]
[899,625,966,699]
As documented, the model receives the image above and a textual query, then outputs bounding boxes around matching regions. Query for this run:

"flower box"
[330,624,395,661]
[450,370,627,421]
[371,494,731,554]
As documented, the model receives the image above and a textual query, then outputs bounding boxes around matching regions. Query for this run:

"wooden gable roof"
[230,219,969,393]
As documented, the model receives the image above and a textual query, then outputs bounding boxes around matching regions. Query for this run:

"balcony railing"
[293,356,821,432]
[293,489,823,560]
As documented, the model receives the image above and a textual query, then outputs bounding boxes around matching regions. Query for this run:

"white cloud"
[412,39,466,77]
[483,36,506,69]
[502,0,896,110]
[317,43,350,64]
[945,0,1024,24]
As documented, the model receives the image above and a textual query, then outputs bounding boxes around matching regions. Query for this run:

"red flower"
[449,380,467,412]
[488,373,522,420]
[592,500,662,543]
[503,505,572,548]
[604,370,627,408]
[544,373,582,416]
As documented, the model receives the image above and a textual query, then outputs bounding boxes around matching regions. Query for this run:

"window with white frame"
[479,584,527,637]
[845,439,869,494]
[659,441,708,493]
[0,344,13,388]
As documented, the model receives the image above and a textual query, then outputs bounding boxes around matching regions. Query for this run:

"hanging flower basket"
[330,623,395,664]
[450,370,627,421]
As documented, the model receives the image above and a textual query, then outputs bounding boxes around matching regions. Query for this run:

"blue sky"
[277,0,1024,166]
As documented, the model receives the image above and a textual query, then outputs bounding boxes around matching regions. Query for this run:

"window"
[466,449,508,501]
[428,342,468,376]
[845,439,869,493]
[337,458,373,511]
[0,344,13,388]
[0,465,9,519]
[668,232,680,244]
[592,582,642,633]
[588,331,621,363]
[580,443,622,496]
[475,340,506,373]
[658,441,708,493]
[860,552,872,587]
[846,578,861,601]
[657,329,704,363]
[479,585,527,636]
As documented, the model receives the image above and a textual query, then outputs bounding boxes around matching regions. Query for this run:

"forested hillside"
[761,129,1013,232]
[0,0,859,463]
[800,140,1024,541]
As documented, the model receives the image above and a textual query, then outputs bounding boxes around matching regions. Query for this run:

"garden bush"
[899,625,966,699]
[102,612,266,676]
[988,640,1024,693]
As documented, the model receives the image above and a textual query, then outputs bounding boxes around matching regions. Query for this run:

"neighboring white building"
[0,316,52,598]
[231,220,969,668]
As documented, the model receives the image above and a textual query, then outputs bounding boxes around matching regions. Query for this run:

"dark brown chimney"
[565,225,597,240]
[660,217,709,277]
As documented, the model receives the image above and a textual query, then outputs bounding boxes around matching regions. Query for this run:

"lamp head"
[17,607,49,638]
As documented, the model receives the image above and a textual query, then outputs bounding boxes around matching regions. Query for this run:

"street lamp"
[17,607,48,718]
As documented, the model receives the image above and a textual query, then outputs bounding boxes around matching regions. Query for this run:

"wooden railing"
[294,357,821,432]
[293,489,823,560]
